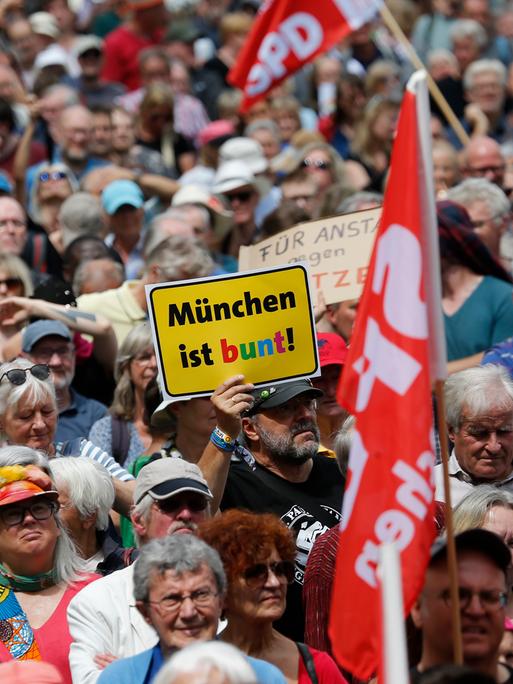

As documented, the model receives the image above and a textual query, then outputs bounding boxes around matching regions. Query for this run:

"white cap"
[29,12,60,39]
[212,160,259,196]
[34,45,69,73]
[219,137,268,175]
[171,184,234,240]
[73,35,104,58]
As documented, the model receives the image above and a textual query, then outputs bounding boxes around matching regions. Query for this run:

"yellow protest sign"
[239,207,381,304]
[146,263,319,400]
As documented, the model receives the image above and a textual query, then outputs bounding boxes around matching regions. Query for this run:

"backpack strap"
[111,416,131,466]
[296,643,319,684]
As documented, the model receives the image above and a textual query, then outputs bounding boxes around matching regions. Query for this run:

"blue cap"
[101,180,144,215]
[22,320,72,353]
[0,172,13,195]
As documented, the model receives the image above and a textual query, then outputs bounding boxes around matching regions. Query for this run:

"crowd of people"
[1,0,513,682]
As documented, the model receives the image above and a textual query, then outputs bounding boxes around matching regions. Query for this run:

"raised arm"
[197,375,254,514]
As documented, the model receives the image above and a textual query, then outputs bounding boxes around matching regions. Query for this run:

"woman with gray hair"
[0,445,96,680]
[48,457,123,574]
[453,485,513,561]
[155,641,258,684]
[89,322,158,466]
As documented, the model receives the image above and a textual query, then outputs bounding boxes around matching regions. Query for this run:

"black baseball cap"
[244,378,323,417]
[430,528,510,575]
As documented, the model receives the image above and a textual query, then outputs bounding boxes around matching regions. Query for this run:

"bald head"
[464,136,505,187]
[73,258,124,295]
[59,105,93,165]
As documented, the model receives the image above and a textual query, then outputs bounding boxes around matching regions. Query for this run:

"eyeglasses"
[436,587,508,611]
[0,219,25,230]
[225,190,254,203]
[243,560,295,588]
[132,351,155,365]
[39,171,68,183]
[0,364,50,386]
[31,346,74,363]
[467,164,505,177]
[147,588,218,612]
[470,212,507,229]
[0,499,58,527]
[153,495,208,514]
[0,277,22,290]
[301,158,331,170]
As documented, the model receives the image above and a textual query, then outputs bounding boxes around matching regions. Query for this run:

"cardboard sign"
[239,207,381,304]
[146,263,319,400]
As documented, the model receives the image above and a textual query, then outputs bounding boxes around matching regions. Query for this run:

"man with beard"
[68,459,213,684]
[198,376,345,641]
[21,319,107,441]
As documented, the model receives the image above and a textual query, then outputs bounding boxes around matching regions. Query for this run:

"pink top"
[0,576,99,684]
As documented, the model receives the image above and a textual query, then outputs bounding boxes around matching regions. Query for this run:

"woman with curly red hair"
[200,509,346,684]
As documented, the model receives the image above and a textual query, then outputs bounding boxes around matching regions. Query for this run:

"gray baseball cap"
[134,458,213,505]
[245,378,322,417]
[22,320,72,353]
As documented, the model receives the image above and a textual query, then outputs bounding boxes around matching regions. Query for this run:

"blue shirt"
[56,389,107,443]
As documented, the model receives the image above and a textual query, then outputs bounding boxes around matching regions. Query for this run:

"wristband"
[210,426,235,452]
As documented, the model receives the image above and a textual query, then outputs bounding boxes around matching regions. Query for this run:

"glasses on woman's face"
[39,171,68,183]
[301,158,331,170]
[132,351,155,366]
[0,277,22,291]
[243,560,295,588]
[147,587,218,613]
[0,499,58,527]
[0,364,50,386]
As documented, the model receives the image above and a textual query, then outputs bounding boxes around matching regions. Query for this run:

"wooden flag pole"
[434,379,463,665]
[379,3,470,148]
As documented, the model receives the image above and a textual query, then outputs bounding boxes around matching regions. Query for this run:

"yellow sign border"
[146,263,319,401]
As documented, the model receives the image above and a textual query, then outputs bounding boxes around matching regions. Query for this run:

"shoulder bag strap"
[296,642,319,684]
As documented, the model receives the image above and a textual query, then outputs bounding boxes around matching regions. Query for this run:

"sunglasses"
[0,364,50,386]
[0,277,22,290]
[226,190,254,203]
[243,560,295,588]
[39,171,68,183]
[301,158,331,170]
[153,494,208,514]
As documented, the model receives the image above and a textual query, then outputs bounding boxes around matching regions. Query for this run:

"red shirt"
[101,25,164,91]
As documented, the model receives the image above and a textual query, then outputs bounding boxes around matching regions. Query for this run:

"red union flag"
[228,0,383,112]
[328,72,446,680]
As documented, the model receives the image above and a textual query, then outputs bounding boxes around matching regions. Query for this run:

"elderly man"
[411,529,511,682]
[198,376,344,641]
[446,179,512,268]
[463,136,507,188]
[459,60,510,146]
[77,234,214,345]
[97,535,286,683]
[21,319,108,442]
[68,458,213,684]
[435,365,513,506]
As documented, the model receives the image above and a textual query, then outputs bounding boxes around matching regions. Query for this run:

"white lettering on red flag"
[328,83,438,680]
[228,0,382,111]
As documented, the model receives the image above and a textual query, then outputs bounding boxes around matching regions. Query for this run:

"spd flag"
[328,72,446,679]
[228,0,382,112]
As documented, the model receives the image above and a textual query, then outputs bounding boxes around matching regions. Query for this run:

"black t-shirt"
[221,455,344,642]
[410,664,513,683]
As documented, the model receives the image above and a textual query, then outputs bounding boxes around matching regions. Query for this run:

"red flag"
[228,0,383,112]
[328,72,445,680]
